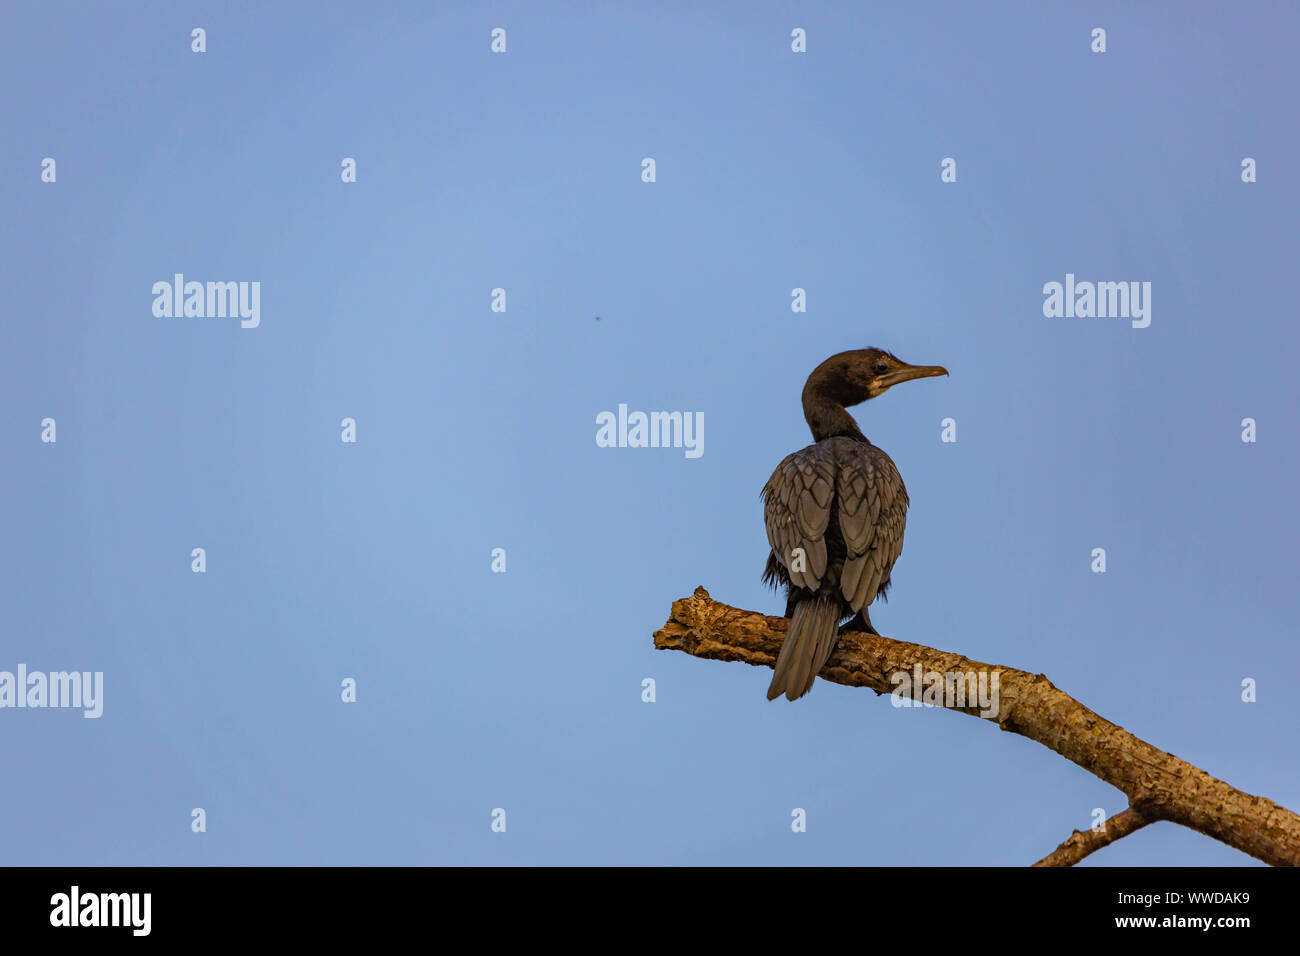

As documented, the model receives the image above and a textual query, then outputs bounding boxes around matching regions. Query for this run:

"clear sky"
[2,1,1297,866]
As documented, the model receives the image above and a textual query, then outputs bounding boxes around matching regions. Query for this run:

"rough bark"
[653,587,1300,867]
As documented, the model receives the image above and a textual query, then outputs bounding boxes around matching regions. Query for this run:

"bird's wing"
[835,440,909,611]
[762,444,837,591]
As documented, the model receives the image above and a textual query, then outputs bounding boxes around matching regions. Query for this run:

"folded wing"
[763,437,908,610]
[762,443,836,591]
[836,442,908,611]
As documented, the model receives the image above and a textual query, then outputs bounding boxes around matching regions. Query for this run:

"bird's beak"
[880,362,949,388]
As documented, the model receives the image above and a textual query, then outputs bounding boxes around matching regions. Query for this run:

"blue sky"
[2,1,1297,865]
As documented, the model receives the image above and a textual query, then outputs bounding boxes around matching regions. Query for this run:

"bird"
[762,348,948,701]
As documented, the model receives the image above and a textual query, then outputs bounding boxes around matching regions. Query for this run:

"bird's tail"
[766,594,841,701]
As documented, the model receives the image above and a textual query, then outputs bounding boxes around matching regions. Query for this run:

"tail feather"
[766,595,841,701]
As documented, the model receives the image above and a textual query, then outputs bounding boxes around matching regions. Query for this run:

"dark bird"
[762,348,947,701]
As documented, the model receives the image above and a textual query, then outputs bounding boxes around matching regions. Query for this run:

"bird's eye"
[874,362,889,374]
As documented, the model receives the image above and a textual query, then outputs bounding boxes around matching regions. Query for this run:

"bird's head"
[808,348,949,406]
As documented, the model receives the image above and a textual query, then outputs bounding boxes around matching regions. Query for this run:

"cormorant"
[762,348,948,701]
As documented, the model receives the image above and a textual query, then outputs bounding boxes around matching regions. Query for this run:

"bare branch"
[653,587,1300,866]
[1032,807,1154,867]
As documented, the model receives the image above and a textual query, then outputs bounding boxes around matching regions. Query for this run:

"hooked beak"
[880,362,949,388]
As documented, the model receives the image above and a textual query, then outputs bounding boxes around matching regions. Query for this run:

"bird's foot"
[839,610,879,636]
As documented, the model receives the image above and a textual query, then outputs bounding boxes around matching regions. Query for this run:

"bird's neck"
[803,394,867,443]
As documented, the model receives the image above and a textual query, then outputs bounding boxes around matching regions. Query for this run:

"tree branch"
[653,587,1300,866]
[1032,807,1154,867]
